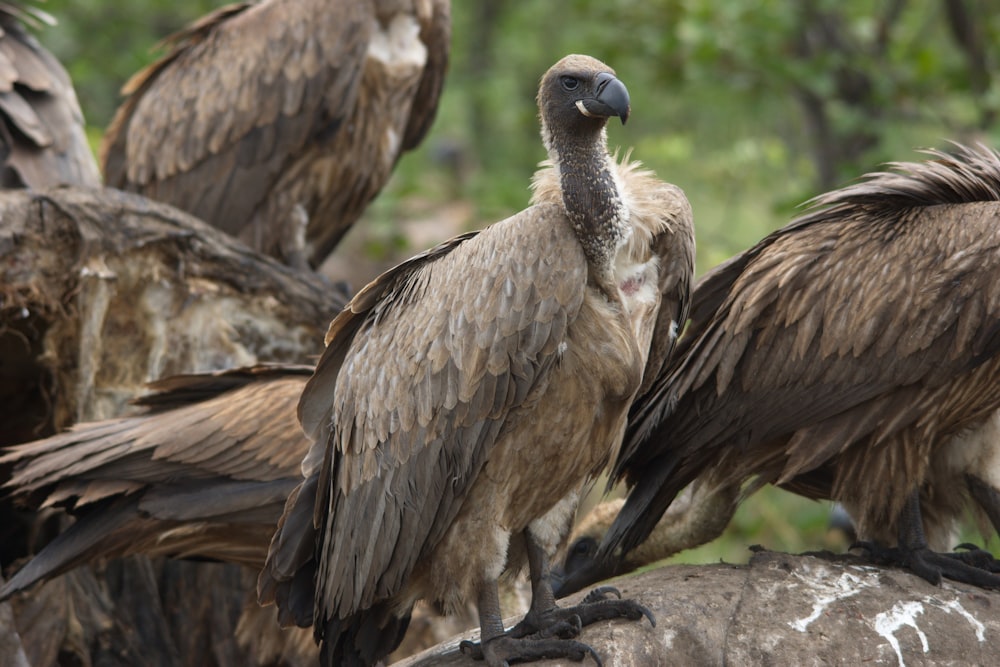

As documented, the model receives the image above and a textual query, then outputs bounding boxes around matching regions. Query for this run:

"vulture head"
[537,55,630,154]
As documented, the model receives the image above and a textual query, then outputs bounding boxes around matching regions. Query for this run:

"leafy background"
[32,0,1000,564]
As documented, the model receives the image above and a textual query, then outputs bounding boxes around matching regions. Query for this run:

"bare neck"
[547,126,629,276]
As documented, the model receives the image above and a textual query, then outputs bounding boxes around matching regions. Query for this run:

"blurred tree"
[38,0,222,126]
[941,0,998,130]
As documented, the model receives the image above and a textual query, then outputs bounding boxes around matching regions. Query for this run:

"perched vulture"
[258,54,695,666]
[560,144,1000,597]
[0,2,100,188]
[101,0,450,269]
[0,364,313,598]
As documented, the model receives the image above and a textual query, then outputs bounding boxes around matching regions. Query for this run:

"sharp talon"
[640,603,657,628]
[581,585,621,604]
[855,539,1000,589]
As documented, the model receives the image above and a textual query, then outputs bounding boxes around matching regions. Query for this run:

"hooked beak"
[576,72,630,125]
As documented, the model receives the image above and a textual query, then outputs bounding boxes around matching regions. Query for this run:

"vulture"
[100,0,450,269]
[258,54,695,666]
[0,2,100,188]
[558,143,1000,597]
[0,364,313,597]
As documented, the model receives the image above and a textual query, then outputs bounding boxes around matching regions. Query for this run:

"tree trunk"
[0,186,347,667]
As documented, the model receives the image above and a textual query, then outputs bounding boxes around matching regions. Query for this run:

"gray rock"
[395,549,1000,666]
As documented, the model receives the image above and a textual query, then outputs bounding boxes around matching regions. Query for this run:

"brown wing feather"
[0,364,313,598]
[100,0,368,238]
[103,0,368,222]
[101,0,451,267]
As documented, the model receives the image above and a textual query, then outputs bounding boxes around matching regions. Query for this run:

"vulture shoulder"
[0,4,99,187]
[0,363,313,598]
[100,0,451,267]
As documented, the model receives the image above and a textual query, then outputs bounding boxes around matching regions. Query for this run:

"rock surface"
[396,549,1000,667]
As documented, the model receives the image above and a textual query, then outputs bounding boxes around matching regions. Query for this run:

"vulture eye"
[560,76,580,91]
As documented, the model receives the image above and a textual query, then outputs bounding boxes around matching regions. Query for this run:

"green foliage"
[38,0,221,125]
[35,0,1000,248]
[670,489,848,567]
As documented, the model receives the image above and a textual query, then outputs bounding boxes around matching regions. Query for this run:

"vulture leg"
[856,490,1000,588]
[508,530,654,639]
[459,578,599,666]
[459,531,652,666]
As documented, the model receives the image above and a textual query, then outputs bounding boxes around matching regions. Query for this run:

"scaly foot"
[853,540,1000,588]
[509,586,654,639]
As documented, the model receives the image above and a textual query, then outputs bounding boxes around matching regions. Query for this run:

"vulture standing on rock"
[258,54,695,666]
[559,144,1000,597]
[0,2,100,188]
[101,0,450,269]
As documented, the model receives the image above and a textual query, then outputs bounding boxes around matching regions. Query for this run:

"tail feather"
[600,453,686,561]
[0,497,139,600]
[320,604,411,667]
[259,476,320,629]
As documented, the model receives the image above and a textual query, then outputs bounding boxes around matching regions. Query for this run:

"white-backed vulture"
[258,54,695,666]
[100,0,450,269]
[0,2,100,188]
[564,144,1000,596]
